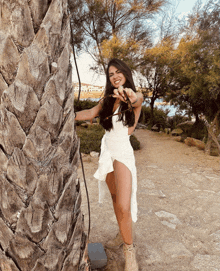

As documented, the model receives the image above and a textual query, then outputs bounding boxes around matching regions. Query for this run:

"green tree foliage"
[74,98,98,111]
[80,0,167,72]
[166,38,207,120]
[76,124,105,153]
[137,4,180,125]
[68,0,86,52]
[166,114,189,131]
[101,34,147,71]
[139,38,175,124]
[139,105,168,129]
[166,0,220,122]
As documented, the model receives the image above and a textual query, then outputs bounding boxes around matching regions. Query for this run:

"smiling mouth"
[114,80,121,84]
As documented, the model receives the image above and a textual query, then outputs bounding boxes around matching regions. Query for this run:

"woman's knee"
[116,202,131,217]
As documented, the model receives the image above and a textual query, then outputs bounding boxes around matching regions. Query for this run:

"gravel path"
[77,129,220,271]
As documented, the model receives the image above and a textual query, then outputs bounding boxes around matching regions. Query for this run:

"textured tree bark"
[0,0,88,270]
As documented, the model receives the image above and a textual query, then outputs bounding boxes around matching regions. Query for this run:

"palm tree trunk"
[0,0,88,270]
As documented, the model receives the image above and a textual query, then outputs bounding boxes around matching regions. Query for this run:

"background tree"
[166,37,207,122]
[139,38,176,125]
[167,0,220,119]
[165,0,220,149]
[68,0,86,53]
[80,0,166,73]
[101,33,147,70]
[0,0,88,269]
[196,0,220,153]
[136,3,180,125]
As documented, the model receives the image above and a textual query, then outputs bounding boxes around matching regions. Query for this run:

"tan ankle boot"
[105,231,124,249]
[123,243,138,271]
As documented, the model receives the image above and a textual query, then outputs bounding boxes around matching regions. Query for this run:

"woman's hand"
[113,86,138,104]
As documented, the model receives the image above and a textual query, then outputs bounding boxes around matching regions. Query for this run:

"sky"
[71,0,207,87]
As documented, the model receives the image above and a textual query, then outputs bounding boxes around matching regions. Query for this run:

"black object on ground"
[88,243,107,269]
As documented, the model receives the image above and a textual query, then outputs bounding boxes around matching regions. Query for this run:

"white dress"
[94,107,138,222]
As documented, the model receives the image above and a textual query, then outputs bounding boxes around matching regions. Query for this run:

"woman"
[75,58,143,271]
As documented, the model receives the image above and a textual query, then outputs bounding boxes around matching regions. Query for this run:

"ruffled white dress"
[94,107,138,222]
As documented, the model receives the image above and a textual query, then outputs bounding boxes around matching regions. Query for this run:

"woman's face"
[108,65,126,89]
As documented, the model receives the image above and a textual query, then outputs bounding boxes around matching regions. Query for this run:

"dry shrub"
[196,141,205,150]
[174,136,182,142]
[184,137,205,150]
[184,137,195,147]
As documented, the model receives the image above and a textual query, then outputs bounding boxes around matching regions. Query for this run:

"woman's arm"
[75,102,102,121]
[113,87,144,108]
[129,92,144,108]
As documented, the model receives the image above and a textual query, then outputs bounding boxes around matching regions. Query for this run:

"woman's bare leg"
[113,160,133,245]
[105,171,118,216]
[105,164,133,245]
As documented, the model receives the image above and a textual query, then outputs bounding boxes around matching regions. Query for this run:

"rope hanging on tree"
[68,8,91,240]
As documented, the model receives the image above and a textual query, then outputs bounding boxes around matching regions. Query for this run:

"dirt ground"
[77,129,220,271]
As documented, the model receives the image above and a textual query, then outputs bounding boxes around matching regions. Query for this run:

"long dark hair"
[99,58,136,131]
